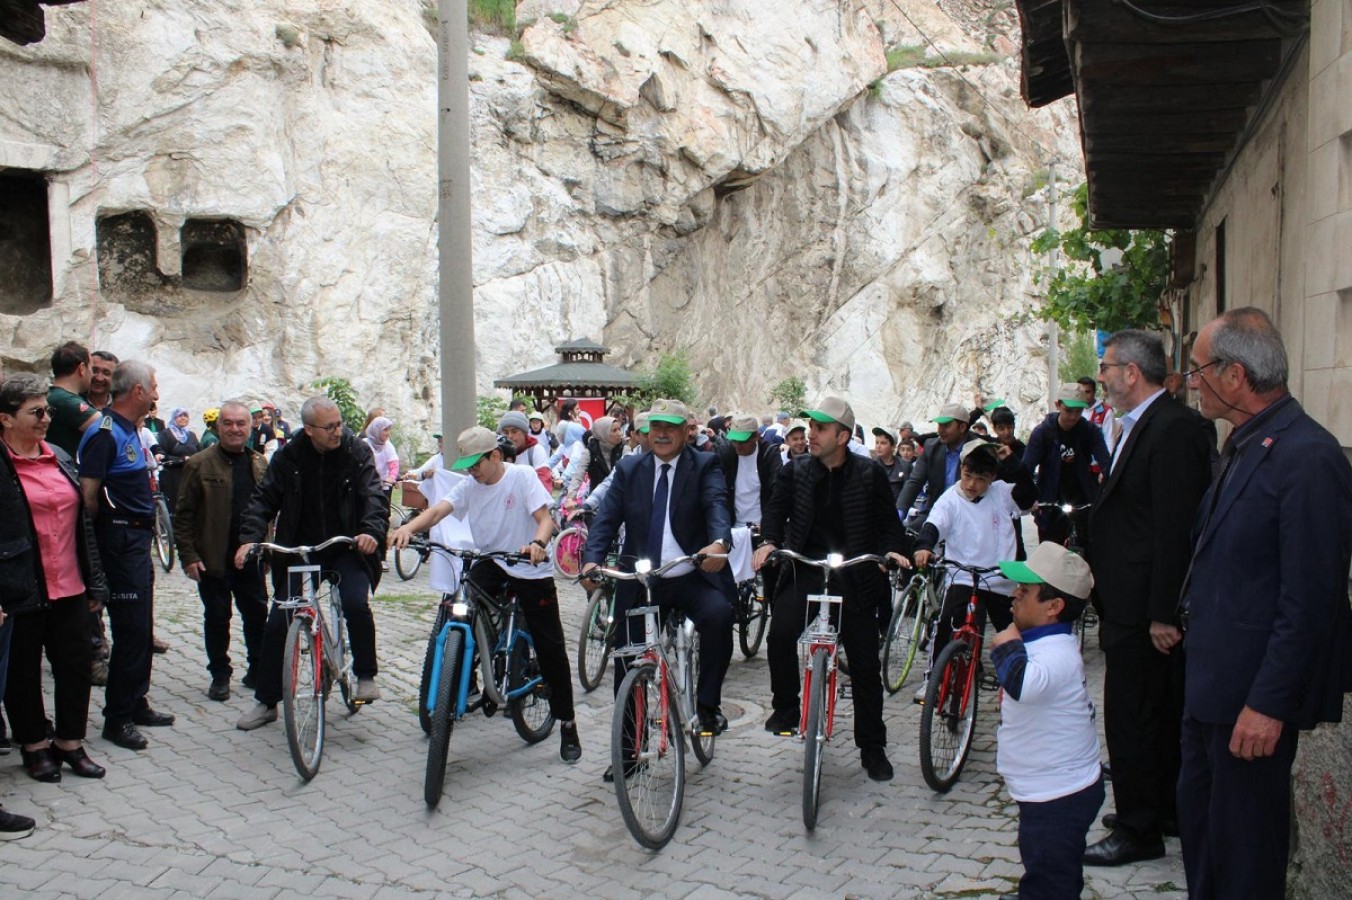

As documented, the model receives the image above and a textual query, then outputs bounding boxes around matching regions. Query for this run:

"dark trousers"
[255,552,377,706]
[159,466,183,518]
[465,562,574,721]
[3,596,92,744]
[1177,715,1298,900]
[1102,627,1183,840]
[198,561,267,680]
[97,521,155,724]
[932,583,1013,661]
[613,570,733,711]
[1016,774,1105,900]
[767,566,887,751]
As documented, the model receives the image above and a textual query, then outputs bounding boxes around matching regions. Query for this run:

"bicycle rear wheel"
[737,574,769,659]
[395,527,425,581]
[802,648,829,830]
[919,639,979,793]
[425,630,463,809]
[418,602,452,735]
[687,633,715,766]
[282,614,325,782]
[612,662,684,850]
[882,578,924,694]
[577,586,614,693]
[552,526,586,579]
[508,635,556,744]
[153,496,175,572]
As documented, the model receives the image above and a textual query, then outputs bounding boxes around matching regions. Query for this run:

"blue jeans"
[1016,773,1105,899]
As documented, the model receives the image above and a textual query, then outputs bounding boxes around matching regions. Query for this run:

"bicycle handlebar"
[423,542,531,566]
[931,558,1000,578]
[252,536,357,559]
[1034,502,1092,513]
[587,552,728,583]
[769,549,892,571]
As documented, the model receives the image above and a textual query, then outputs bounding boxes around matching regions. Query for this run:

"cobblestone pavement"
[1,557,1187,898]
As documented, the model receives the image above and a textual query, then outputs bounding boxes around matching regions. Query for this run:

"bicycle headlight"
[451,602,470,617]
[635,558,653,575]
[826,552,844,568]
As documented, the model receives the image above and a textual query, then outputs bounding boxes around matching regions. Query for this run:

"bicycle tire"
[282,614,325,782]
[687,632,715,766]
[802,647,829,830]
[552,526,586,579]
[418,602,452,735]
[612,662,684,850]
[737,574,769,659]
[508,636,555,744]
[919,639,979,793]
[882,577,924,694]
[395,533,425,581]
[424,629,462,809]
[153,496,175,572]
[577,586,614,693]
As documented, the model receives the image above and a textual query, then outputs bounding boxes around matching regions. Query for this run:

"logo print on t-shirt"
[504,492,517,511]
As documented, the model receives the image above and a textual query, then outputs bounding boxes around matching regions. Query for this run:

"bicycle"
[152,489,175,572]
[576,565,618,694]
[250,536,366,782]
[918,558,999,793]
[390,500,430,581]
[589,553,722,850]
[881,561,942,695]
[551,503,590,579]
[769,548,888,831]
[732,526,770,659]
[419,543,555,808]
[1034,501,1097,647]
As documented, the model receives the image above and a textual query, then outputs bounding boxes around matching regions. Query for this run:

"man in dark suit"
[894,402,983,523]
[1177,308,1352,899]
[1085,330,1212,866]
[582,398,736,779]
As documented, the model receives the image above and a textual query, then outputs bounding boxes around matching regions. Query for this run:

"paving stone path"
[1,557,1187,898]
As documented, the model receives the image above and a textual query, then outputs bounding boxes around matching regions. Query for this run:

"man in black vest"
[754,397,910,781]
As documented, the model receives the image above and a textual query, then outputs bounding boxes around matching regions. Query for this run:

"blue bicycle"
[420,543,555,808]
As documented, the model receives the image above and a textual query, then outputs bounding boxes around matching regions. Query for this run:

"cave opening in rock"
[97,210,162,293]
[0,169,54,315]
[181,218,246,292]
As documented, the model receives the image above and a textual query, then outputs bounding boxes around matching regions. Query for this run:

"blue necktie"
[646,463,670,564]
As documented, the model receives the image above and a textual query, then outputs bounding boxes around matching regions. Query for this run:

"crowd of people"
[1,310,1349,900]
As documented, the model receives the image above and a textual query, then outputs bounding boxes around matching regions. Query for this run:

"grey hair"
[110,360,155,399]
[300,395,340,426]
[1211,307,1288,393]
[218,400,251,419]
[0,373,51,415]
[1103,329,1167,385]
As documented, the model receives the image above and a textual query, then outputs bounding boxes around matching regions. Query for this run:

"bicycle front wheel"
[552,526,587,579]
[425,629,463,809]
[577,586,614,693]
[418,602,452,735]
[153,496,175,572]
[394,530,425,581]
[737,575,769,659]
[919,639,979,793]
[802,648,829,830]
[508,636,556,744]
[283,614,326,782]
[612,662,684,850]
[882,578,924,694]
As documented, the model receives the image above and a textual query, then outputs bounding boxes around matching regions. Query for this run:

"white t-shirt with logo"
[447,465,553,580]
[925,479,1022,595]
[734,451,762,525]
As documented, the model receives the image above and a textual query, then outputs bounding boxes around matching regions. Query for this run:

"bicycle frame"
[799,593,842,738]
[276,564,347,685]
[926,561,997,725]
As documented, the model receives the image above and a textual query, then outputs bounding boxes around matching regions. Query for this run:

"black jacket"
[762,453,908,559]
[239,429,388,586]
[714,440,783,524]
[0,443,108,612]
[1023,413,1110,506]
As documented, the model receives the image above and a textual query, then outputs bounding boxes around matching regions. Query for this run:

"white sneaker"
[236,703,278,731]
[355,678,382,702]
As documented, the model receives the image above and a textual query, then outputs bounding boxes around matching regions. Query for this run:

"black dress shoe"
[697,707,729,736]
[1102,812,1178,837]
[54,746,106,779]
[602,764,615,784]
[20,747,61,783]
[102,722,148,751]
[207,678,231,702]
[764,709,798,734]
[132,706,175,728]
[861,747,894,782]
[1083,829,1165,866]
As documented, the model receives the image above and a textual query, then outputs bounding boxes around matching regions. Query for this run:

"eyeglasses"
[306,421,343,433]
[1097,361,1128,373]
[1183,359,1221,381]
[21,406,53,420]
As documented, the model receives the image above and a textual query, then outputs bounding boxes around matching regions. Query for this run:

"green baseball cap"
[450,426,498,470]
[799,397,855,432]
[998,541,1094,599]
[726,414,759,442]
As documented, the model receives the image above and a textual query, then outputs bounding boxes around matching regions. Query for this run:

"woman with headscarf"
[157,406,199,516]
[565,415,623,500]
[0,374,109,791]
[364,416,400,496]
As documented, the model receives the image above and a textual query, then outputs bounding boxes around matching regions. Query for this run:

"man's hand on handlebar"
[520,541,547,566]
[885,551,912,571]
[913,549,934,569]
[390,524,415,550]
[355,533,378,555]
[233,543,255,570]
[580,562,599,592]
[752,542,776,571]
[697,543,727,573]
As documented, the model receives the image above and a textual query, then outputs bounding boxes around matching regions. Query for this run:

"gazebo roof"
[493,360,639,390]
[554,337,609,355]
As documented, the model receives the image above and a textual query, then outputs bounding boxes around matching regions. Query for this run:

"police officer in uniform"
[77,360,175,751]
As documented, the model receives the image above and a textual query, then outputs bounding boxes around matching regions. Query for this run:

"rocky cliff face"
[0,0,1078,439]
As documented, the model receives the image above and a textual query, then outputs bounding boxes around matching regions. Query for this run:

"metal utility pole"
[438,0,476,439]
[1046,161,1060,401]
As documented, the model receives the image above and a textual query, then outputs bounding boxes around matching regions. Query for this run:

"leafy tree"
[310,377,365,434]
[1031,184,1170,334]
[476,393,509,430]
[768,377,806,413]
[1060,329,1100,385]
[615,351,698,410]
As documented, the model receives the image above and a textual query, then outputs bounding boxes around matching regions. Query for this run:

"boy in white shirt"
[391,426,581,764]
[992,542,1103,900]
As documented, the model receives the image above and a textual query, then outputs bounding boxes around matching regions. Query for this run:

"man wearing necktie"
[1175,308,1352,899]
[582,398,736,777]
[1084,330,1212,867]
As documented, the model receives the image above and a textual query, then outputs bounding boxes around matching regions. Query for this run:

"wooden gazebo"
[493,338,639,413]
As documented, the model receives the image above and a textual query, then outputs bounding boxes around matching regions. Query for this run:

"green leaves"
[310,377,366,434]
[768,377,806,413]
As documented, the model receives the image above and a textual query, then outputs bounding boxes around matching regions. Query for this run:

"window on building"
[97,210,162,292]
[180,219,246,292]
[0,169,53,315]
